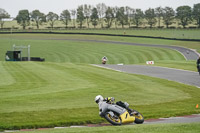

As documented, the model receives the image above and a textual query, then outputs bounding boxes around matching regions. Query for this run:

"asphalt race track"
[144,114,200,124]
[94,64,200,88]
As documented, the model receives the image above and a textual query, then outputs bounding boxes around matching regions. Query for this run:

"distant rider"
[102,56,108,64]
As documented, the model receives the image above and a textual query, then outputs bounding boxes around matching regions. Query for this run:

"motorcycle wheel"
[133,110,144,124]
[104,112,122,125]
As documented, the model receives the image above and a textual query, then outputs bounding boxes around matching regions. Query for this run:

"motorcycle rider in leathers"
[95,95,135,117]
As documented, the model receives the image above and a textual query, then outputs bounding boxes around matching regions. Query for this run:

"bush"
[168,26,176,29]
[188,26,197,29]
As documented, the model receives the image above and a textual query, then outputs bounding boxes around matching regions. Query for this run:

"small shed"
[5,51,21,61]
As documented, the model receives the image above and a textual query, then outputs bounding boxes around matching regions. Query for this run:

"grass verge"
[13,122,200,133]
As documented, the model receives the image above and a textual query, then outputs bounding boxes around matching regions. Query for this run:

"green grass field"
[52,29,200,40]
[13,122,200,133]
[0,34,200,130]
[2,28,200,40]
[0,34,187,64]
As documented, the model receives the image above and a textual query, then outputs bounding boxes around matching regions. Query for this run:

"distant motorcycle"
[102,59,107,64]
[97,100,144,125]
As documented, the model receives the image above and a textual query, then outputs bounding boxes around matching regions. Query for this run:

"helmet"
[95,95,103,104]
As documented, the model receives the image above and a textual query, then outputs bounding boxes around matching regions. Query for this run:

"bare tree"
[155,6,163,28]
[105,7,114,28]
[125,6,134,28]
[96,3,107,28]
[112,6,119,28]
[70,9,76,28]
[83,4,92,28]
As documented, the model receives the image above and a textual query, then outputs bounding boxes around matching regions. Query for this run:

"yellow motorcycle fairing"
[120,111,135,124]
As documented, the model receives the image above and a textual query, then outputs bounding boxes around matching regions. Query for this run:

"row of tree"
[0,3,200,29]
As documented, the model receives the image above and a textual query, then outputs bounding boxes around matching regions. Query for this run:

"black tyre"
[133,110,144,124]
[104,112,122,125]
[102,61,106,64]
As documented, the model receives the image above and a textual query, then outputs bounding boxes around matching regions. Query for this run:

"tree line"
[0,3,200,29]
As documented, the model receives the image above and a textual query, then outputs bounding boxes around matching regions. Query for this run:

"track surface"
[54,39,200,60]
[95,64,200,88]
[144,114,200,124]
